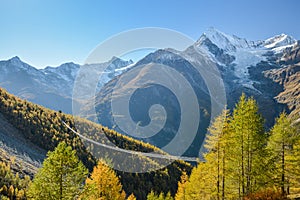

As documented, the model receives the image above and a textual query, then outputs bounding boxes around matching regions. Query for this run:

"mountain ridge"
[0,28,299,158]
[0,56,133,113]
[93,28,299,157]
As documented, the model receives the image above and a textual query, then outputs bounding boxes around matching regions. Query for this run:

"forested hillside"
[0,88,191,199]
[174,94,300,200]
[1,87,300,199]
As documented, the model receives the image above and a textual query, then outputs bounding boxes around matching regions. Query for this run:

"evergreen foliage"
[228,94,268,197]
[0,88,191,199]
[175,94,300,199]
[267,112,298,196]
[27,142,88,199]
[2,86,300,199]
[0,161,30,199]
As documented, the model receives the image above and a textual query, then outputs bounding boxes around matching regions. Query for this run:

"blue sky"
[0,0,299,68]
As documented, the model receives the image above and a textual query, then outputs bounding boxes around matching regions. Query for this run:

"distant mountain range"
[1,28,299,156]
[0,56,133,113]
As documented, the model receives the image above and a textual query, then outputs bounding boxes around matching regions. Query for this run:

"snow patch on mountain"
[194,28,297,85]
[43,62,80,84]
[264,34,296,49]
[0,56,134,100]
[198,28,261,51]
[95,58,134,91]
[0,28,298,111]
[232,49,266,79]
[115,62,136,72]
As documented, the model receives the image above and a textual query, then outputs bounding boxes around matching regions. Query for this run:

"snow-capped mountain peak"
[196,27,256,52]
[264,33,297,51]
[196,28,297,55]
[193,28,298,82]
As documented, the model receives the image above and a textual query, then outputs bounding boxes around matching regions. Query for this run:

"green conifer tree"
[27,141,88,200]
[205,109,230,200]
[184,162,212,199]
[228,94,267,198]
[267,112,298,196]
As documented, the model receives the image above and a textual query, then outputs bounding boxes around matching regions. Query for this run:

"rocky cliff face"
[264,42,300,119]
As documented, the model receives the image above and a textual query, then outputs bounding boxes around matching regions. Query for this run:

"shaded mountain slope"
[94,29,299,158]
[0,112,45,177]
[0,56,133,113]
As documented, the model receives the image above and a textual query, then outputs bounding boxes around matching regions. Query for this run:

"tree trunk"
[281,141,285,196]
[60,159,63,200]
[217,142,220,200]
[241,135,245,196]
[222,149,225,200]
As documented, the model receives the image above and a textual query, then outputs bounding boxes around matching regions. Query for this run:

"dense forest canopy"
[0,87,300,199]
[0,88,191,199]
